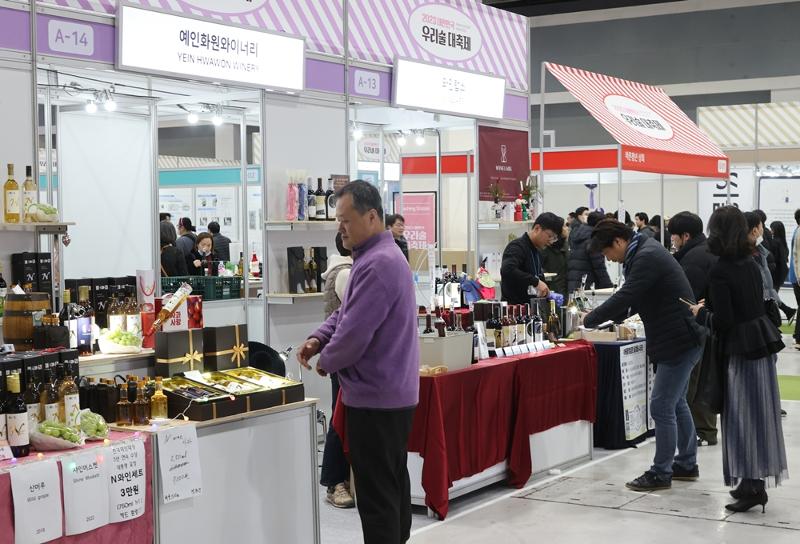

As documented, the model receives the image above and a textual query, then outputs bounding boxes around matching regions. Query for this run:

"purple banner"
[503,94,529,122]
[306,58,345,95]
[0,7,31,52]
[348,0,528,92]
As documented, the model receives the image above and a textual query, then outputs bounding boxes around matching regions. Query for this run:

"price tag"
[157,424,203,504]
[510,346,522,355]
[0,444,12,461]
[9,460,63,544]
[520,344,531,354]
[62,448,110,536]
[354,69,381,97]
[108,440,147,523]
[47,19,95,56]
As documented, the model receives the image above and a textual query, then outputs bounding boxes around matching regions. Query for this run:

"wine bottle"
[5,374,30,457]
[115,384,132,426]
[531,303,544,343]
[23,379,40,431]
[325,177,336,220]
[487,304,502,350]
[306,177,317,220]
[547,299,562,340]
[39,369,59,423]
[77,285,95,355]
[150,282,192,333]
[0,267,7,319]
[59,375,80,428]
[515,305,526,346]
[4,163,20,224]
[124,287,142,335]
[315,177,326,220]
[150,377,168,420]
[60,289,80,348]
[22,166,37,223]
[133,380,150,425]
[108,294,126,333]
[501,305,514,348]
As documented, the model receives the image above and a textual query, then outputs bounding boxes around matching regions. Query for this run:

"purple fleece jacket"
[311,230,419,409]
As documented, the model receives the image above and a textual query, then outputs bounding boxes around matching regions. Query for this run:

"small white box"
[418,333,473,371]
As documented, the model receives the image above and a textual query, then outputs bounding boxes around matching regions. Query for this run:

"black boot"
[726,479,768,513]
[729,481,746,500]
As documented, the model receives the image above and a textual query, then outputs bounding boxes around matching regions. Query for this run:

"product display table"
[0,432,153,544]
[592,339,654,449]
[334,342,597,519]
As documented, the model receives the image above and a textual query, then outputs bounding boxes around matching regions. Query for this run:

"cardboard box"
[59,348,80,381]
[19,351,44,389]
[202,324,248,371]
[90,277,112,328]
[37,253,52,294]
[154,329,205,377]
[11,252,38,289]
[162,376,244,421]
[418,332,473,371]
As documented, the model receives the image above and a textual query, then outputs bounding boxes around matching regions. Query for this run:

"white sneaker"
[326,483,355,509]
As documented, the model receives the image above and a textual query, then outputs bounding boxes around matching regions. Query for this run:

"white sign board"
[62,448,111,536]
[118,4,305,90]
[157,424,203,504]
[619,341,648,441]
[393,58,505,120]
[108,439,147,523]
[10,460,63,544]
[408,3,483,62]
[698,166,755,228]
[758,176,800,228]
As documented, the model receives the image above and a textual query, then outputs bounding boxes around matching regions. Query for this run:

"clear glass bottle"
[3,163,20,224]
[5,374,30,458]
[59,375,80,428]
[547,300,562,340]
[115,384,132,426]
[39,369,60,423]
[22,165,37,223]
[150,377,168,420]
[23,379,40,431]
[133,380,150,426]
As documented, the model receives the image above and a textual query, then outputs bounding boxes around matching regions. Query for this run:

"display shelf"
[0,221,74,233]
[265,220,338,231]
[266,292,324,305]
[79,348,155,370]
[477,221,531,230]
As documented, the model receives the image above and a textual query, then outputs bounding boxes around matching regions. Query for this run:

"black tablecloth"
[593,340,654,449]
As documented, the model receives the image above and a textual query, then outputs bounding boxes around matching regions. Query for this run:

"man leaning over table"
[297,180,419,544]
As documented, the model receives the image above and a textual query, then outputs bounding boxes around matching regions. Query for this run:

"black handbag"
[693,330,725,414]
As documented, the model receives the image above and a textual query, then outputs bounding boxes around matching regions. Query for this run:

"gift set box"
[161,375,245,421]
[154,294,203,331]
[223,367,305,407]
[154,328,205,377]
[202,324,249,371]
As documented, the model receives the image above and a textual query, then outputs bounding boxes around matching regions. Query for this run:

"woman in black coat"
[160,221,188,277]
[187,232,219,276]
[769,221,796,321]
[567,211,612,293]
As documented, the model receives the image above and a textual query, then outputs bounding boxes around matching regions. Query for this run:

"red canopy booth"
[534,62,731,232]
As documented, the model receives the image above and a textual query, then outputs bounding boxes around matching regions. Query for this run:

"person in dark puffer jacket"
[567,211,612,293]
[583,219,706,493]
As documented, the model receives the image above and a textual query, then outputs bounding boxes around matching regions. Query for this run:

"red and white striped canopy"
[545,62,729,178]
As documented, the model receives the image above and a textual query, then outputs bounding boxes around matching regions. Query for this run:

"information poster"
[157,424,203,504]
[159,188,194,223]
[62,448,111,536]
[9,460,63,544]
[619,341,648,441]
[108,439,147,523]
[195,186,238,238]
[392,192,437,250]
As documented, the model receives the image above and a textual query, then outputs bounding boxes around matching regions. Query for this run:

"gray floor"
[318,337,800,544]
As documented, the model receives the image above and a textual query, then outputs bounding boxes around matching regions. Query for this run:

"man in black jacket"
[584,220,705,492]
[501,212,564,304]
[668,212,719,446]
[567,211,612,293]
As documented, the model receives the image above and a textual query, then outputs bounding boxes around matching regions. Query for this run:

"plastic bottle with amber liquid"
[150,377,168,421]
[133,380,150,426]
[115,384,132,426]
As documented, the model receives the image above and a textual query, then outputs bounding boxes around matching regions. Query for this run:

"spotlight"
[85,99,97,114]
[415,131,425,146]
[187,112,199,124]
[352,127,363,141]
[397,132,407,147]
[212,113,223,126]
[103,90,116,111]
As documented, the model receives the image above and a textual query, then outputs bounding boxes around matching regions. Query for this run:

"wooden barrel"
[3,293,52,351]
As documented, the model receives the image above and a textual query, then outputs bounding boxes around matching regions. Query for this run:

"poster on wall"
[159,188,194,223]
[392,192,437,250]
[619,341,648,441]
[697,166,754,228]
[195,187,237,239]
[478,126,530,201]
[758,177,800,228]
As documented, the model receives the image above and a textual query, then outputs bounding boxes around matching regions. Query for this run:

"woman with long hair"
[690,206,787,512]
[769,220,796,322]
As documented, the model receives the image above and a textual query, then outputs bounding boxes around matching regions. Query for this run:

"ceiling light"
[85,100,97,114]
[352,127,363,141]
[102,90,116,111]
[187,112,199,124]
[212,114,223,126]
[397,132,407,147]
[415,131,425,146]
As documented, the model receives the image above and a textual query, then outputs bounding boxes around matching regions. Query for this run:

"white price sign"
[48,19,95,56]
[62,449,111,536]
[354,69,381,97]
[9,460,63,544]
[157,424,203,504]
[118,4,305,90]
[108,439,147,523]
[393,58,505,119]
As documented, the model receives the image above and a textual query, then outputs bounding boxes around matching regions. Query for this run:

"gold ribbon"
[204,324,249,367]
[156,331,202,370]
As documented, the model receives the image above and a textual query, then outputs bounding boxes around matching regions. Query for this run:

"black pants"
[347,405,416,544]
[320,373,350,488]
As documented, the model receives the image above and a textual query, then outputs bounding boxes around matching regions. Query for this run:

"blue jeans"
[650,345,703,477]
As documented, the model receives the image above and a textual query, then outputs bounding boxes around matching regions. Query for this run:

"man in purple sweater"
[298,181,419,544]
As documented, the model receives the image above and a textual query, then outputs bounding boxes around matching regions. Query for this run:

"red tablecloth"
[0,432,154,544]
[333,341,597,519]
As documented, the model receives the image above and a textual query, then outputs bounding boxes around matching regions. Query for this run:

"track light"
[352,127,363,141]
[397,132,407,147]
[102,90,116,111]
[85,99,97,114]
[187,112,199,124]
[415,131,425,146]
[212,106,223,126]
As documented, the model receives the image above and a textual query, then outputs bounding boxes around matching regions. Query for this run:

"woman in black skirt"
[690,206,787,513]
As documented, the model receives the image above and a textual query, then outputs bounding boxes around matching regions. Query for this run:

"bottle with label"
[107,295,126,333]
[59,289,79,348]
[305,248,318,293]
[115,384,132,426]
[306,177,317,220]
[22,166,37,223]
[4,163,20,223]
[487,304,502,350]
[149,282,192,333]
[315,177,327,220]
[501,305,514,348]
[23,378,40,431]
[531,303,544,343]
[150,377,168,420]
[39,369,59,423]
[77,285,95,355]
[250,249,260,278]
[125,287,142,335]
[5,374,30,457]
[133,381,150,426]
[59,375,80,428]
[0,266,7,318]
[237,252,244,277]
[297,181,307,221]
[547,300,562,341]
[325,177,336,220]
[515,305,526,346]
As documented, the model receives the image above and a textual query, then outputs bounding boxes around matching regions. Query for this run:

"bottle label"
[327,194,336,219]
[7,412,29,447]
[126,313,142,334]
[5,189,20,212]
[516,324,526,346]
[22,189,37,212]
[0,414,6,442]
[316,196,326,218]
[44,403,59,423]
[64,393,81,428]
[27,403,40,428]
[108,314,126,332]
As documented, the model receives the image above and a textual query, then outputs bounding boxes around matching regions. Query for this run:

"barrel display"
[3,293,52,351]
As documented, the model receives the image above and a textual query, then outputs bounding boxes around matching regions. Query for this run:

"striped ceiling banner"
[41,0,345,56]
[158,155,241,168]
[348,0,528,91]
[545,62,728,178]
[698,102,800,149]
